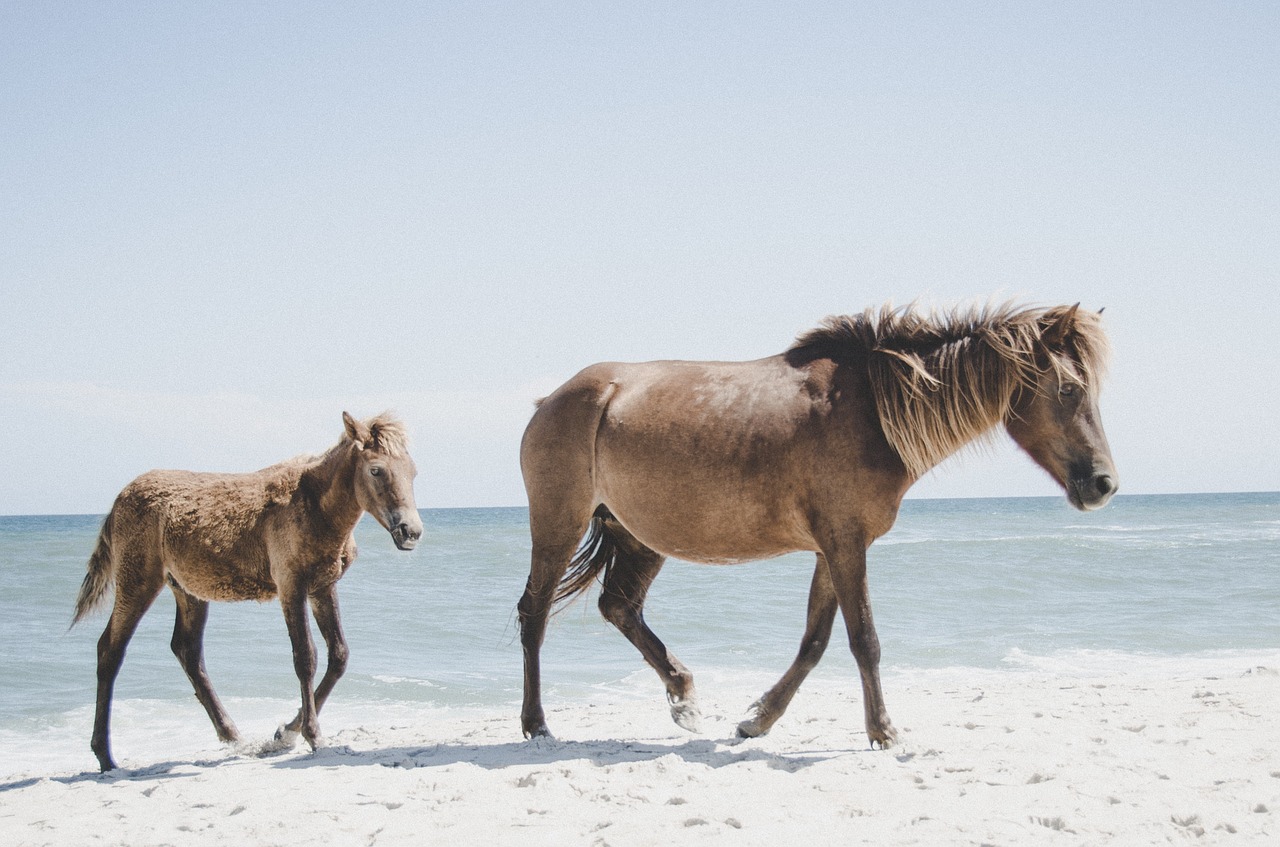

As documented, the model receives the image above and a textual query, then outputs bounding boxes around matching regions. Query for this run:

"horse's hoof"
[273,726,301,746]
[868,725,899,749]
[254,729,300,758]
[670,698,701,732]
[526,731,558,748]
[736,700,773,738]
[523,723,552,740]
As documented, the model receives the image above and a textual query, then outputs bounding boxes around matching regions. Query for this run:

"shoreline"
[5,662,1278,845]
[3,488,1278,520]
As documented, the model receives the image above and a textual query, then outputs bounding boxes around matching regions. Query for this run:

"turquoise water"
[1,492,1277,775]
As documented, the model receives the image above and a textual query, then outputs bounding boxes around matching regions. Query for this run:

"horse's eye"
[370,466,382,477]
[1059,383,1077,398]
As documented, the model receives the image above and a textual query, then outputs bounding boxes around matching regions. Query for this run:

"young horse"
[72,411,423,771]
[517,303,1116,747]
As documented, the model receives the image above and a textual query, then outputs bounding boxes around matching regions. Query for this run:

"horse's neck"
[872,362,1015,482]
[303,444,364,533]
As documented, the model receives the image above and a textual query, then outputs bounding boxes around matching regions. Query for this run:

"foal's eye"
[1059,383,1078,398]
[370,466,383,477]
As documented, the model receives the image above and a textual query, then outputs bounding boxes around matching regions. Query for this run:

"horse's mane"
[789,302,1110,479]
[359,412,410,458]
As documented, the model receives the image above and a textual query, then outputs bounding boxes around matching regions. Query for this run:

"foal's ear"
[342,411,371,449]
[1043,303,1080,345]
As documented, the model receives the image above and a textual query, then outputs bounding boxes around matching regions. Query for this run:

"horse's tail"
[554,505,620,608]
[72,513,116,625]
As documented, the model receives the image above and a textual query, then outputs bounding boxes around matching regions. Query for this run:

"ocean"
[1,492,1277,777]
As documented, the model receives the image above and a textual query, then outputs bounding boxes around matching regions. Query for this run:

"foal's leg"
[281,584,348,735]
[738,554,838,738]
[277,578,321,749]
[596,532,699,731]
[91,562,165,771]
[170,583,239,744]
[824,540,897,748]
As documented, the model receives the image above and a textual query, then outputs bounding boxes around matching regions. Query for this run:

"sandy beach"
[3,662,1277,846]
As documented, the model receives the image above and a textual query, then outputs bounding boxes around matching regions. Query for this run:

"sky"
[2,1,1278,515]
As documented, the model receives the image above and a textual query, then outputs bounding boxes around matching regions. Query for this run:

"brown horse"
[72,411,423,771]
[517,303,1116,747]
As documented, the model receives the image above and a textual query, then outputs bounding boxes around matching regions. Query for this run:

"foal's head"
[1004,306,1118,511]
[342,412,424,549]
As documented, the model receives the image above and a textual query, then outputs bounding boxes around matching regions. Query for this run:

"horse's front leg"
[824,539,897,748]
[738,554,838,737]
[281,583,348,735]
[278,579,321,750]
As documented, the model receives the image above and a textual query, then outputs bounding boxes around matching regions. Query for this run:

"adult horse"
[73,411,423,771]
[517,303,1116,747]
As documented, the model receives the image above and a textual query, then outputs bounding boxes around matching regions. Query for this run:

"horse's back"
[109,468,287,601]
[524,356,847,560]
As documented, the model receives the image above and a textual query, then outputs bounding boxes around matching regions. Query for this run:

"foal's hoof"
[253,727,301,757]
[670,697,701,733]
[272,726,301,747]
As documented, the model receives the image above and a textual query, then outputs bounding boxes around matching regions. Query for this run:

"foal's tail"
[554,505,620,608]
[72,514,116,625]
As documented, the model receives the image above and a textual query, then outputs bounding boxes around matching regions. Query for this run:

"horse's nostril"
[1095,475,1116,497]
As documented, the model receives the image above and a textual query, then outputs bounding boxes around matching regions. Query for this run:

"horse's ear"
[342,412,371,449]
[1043,304,1080,346]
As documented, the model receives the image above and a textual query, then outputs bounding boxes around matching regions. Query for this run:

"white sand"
[3,664,1278,846]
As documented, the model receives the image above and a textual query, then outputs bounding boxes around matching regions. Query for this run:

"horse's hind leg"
[738,555,838,738]
[518,372,616,739]
[281,584,348,736]
[91,560,164,771]
[597,526,699,731]
[517,530,584,738]
[170,582,240,744]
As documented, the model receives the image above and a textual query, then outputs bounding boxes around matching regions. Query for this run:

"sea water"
[1,492,1277,776]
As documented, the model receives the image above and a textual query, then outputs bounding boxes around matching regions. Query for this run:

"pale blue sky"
[2,2,1277,514]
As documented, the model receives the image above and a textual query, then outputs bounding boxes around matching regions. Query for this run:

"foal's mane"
[355,412,410,458]
[789,302,1110,479]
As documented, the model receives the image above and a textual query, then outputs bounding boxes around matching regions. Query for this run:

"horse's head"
[343,411,424,550]
[1004,306,1118,512]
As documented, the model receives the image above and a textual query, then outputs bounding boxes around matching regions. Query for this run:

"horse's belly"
[603,488,814,565]
[166,556,277,602]
[635,527,809,565]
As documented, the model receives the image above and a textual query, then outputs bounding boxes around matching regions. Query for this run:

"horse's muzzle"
[1068,472,1118,511]
[390,515,423,550]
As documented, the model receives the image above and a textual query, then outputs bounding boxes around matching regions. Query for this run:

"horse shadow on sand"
[3,732,872,790]
[264,734,862,774]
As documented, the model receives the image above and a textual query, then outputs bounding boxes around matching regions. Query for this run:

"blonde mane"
[789,303,1110,479]
[361,412,410,458]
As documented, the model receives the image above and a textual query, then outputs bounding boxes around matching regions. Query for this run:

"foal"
[73,411,422,771]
